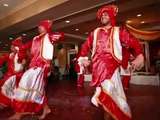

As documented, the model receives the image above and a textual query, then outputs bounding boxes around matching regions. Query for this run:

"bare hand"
[51,34,61,41]
[81,59,91,67]
[131,54,144,71]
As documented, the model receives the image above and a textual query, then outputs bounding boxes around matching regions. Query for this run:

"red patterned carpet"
[0,79,160,120]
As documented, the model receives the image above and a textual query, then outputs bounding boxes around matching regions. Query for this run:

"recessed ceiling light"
[9,37,13,40]
[75,29,79,31]
[23,33,26,36]
[85,32,89,35]
[137,14,142,17]
[141,21,145,24]
[3,4,9,7]
[126,20,132,23]
[65,20,70,23]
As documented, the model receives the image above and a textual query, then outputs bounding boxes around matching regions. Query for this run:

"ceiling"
[0,0,160,51]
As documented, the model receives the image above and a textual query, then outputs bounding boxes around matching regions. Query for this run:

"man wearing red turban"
[39,20,52,33]
[78,5,144,120]
[0,37,27,109]
[10,20,65,120]
[11,37,22,48]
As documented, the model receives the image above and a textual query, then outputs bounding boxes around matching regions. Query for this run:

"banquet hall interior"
[0,0,160,120]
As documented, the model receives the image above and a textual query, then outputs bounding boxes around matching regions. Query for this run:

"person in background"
[75,54,85,87]
[51,66,62,81]
[10,20,64,120]
[69,59,78,81]
[78,5,144,120]
[75,54,92,87]
[0,37,27,110]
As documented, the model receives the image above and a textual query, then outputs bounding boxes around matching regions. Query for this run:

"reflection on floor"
[0,79,160,120]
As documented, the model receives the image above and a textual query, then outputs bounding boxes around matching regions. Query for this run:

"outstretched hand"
[81,59,91,67]
[131,54,144,71]
[51,34,61,41]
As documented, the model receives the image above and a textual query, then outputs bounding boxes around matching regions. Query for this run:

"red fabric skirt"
[98,88,132,120]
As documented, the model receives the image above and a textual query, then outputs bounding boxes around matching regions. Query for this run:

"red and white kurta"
[12,32,64,113]
[0,51,27,106]
[78,26,143,120]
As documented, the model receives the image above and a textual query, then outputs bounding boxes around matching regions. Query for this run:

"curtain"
[126,24,160,40]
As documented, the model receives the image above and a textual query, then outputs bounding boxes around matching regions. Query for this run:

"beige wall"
[57,45,67,67]
[54,43,80,68]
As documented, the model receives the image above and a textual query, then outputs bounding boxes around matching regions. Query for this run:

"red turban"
[97,5,118,26]
[12,37,22,47]
[39,20,52,33]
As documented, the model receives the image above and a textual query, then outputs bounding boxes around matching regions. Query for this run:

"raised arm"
[20,40,32,51]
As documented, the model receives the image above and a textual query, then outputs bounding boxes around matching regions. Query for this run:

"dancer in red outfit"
[75,54,85,87]
[78,5,144,120]
[10,20,65,120]
[0,37,27,109]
